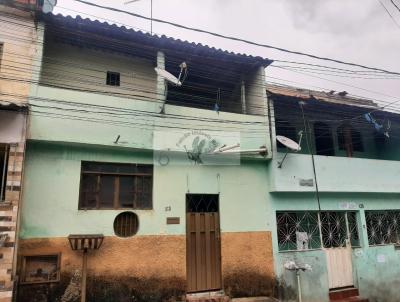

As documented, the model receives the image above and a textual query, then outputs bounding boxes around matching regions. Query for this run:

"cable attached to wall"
[299,101,322,213]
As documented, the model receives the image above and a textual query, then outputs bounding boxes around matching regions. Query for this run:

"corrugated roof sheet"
[41,13,273,67]
[267,84,379,109]
[0,100,28,110]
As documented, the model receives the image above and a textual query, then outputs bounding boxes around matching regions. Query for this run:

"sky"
[54,0,400,108]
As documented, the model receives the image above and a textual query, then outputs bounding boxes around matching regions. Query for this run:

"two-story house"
[267,84,400,302]
[0,1,51,300]
[16,12,275,302]
[11,7,400,302]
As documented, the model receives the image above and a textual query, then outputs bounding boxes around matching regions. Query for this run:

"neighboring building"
[267,84,400,302]
[0,1,46,300]
[17,13,275,301]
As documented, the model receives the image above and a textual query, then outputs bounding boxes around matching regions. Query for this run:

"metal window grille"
[276,211,321,251]
[113,212,139,237]
[277,211,360,251]
[186,194,219,213]
[366,210,400,245]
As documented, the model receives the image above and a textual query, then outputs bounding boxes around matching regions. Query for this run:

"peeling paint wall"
[17,232,274,301]
[18,141,274,301]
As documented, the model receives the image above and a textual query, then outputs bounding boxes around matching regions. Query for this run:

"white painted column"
[241,79,246,114]
[156,51,166,103]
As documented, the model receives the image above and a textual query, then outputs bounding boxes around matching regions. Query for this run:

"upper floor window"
[337,124,363,157]
[106,71,120,86]
[275,119,297,149]
[79,162,153,210]
[314,122,334,156]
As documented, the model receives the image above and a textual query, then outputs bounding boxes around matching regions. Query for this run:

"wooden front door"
[186,194,222,293]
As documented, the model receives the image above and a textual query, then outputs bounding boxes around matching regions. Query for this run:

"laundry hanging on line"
[364,113,391,138]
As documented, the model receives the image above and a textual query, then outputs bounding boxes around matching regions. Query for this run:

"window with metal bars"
[276,211,360,251]
[366,210,400,245]
[113,212,139,237]
[0,144,9,201]
[79,162,153,210]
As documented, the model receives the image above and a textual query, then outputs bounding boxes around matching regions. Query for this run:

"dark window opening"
[165,57,257,114]
[21,254,60,284]
[79,162,153,210]
[187,194,219,213]
[106,71,120,86]
[275,119,297,149]
[314,122,334,156]
[0,144,9,201]
[337,124,363,157]
[0,44,3,70]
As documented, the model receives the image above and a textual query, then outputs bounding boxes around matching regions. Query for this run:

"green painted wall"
[20,141,271,239]
[269,154,400,193]
[28,85,271,154]
[269,191,400,302]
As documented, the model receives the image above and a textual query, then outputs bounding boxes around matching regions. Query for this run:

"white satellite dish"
[154,67,182,86]
[276,135,301,152]
[42,0,57,13]
[276,135,302,168]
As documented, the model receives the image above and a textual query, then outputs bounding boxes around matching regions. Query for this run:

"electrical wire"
[377,0,400,29]
[72,0,400,76]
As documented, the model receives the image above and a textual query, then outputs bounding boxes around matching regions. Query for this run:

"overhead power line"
[390,0,400,13]
[73,0,400,76]
[377,0,400,29]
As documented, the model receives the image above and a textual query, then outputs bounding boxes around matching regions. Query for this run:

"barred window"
[277,211,360,251]
[277,211,321,251]
[79,162,153,210]
[366,210,400,245]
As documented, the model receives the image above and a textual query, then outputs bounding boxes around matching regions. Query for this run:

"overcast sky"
[54,0,400,108]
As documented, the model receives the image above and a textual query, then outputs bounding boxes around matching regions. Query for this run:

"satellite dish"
[276,135,302,169]
[276,135,301,151]
[154,67,182,86]
[42,0,56,13]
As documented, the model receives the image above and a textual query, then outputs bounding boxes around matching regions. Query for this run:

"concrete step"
[329,287,359,301]
[186,297,229,302]
[231,298,278,302]
[186,291,229,302]
[332,297,368,302]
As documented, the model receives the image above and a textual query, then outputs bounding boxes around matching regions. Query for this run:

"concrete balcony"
[270,152,400,193]
[28,85,271,157]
